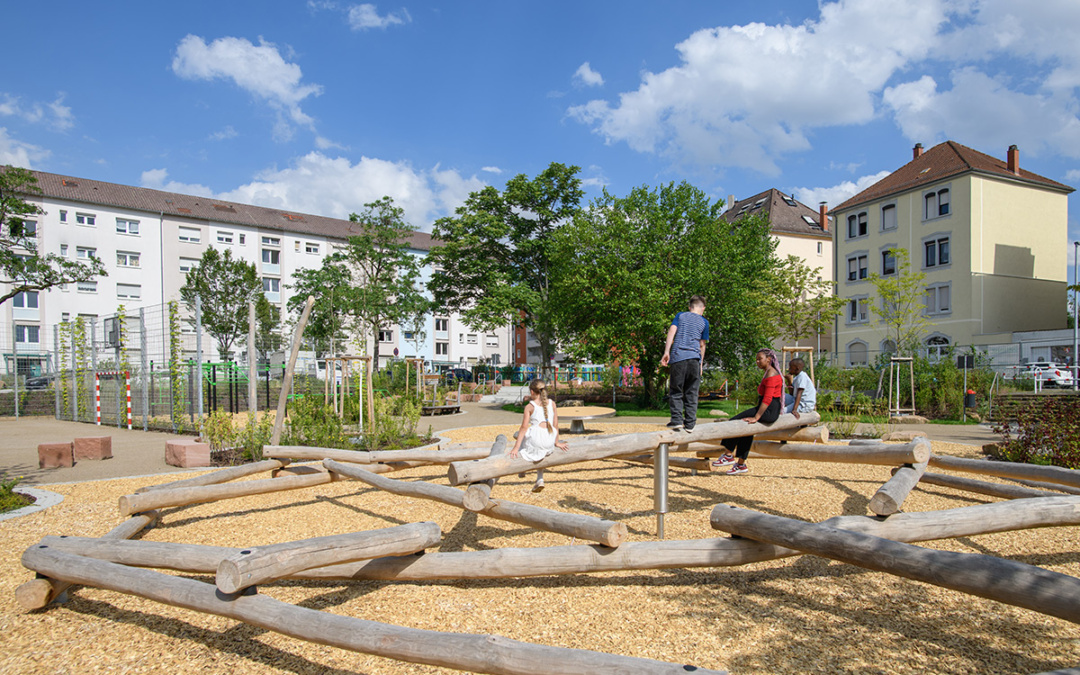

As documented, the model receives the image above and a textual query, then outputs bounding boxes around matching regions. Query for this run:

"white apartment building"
[3,170,510,375]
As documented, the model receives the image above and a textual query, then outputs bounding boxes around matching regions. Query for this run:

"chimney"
[913,143,923,160]
[819,202,829,232]
[727,194,735,212]
[1007,144,1019,175]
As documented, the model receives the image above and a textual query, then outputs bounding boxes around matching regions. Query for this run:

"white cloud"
[208,125,238,141]
[0,93,75,132]
[573,62,604,88]
[792,170,891,210]
[315,135,345,150]
[481,166,502,174]
[139,168,215,197]
[347,4,411,30]
[171,35,323,140]
[1066,169,1080,182]
[569,0,948,175]
[0,127,49,168]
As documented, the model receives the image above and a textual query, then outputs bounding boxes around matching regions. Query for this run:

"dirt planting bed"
[1,423,1078,674]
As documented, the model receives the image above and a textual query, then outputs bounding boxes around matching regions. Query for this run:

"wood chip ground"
[2,423,1078,674]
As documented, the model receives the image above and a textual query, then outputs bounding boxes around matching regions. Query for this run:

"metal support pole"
[140,307,148,430]
[654,442,670,539]
[12,326,19,418]
[195,295,204,420]
[248,301,257,414]
[70,325,77,421]
[54,325,61,420]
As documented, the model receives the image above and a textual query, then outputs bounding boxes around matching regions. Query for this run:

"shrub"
[200,410,237,451]
[237,412,275,461]
[281,395,348,449]
[0,472,29,513]
[367,395,422,450]
[992,396,1080,468]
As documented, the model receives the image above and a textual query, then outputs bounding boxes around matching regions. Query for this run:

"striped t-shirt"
[669,311,709,363]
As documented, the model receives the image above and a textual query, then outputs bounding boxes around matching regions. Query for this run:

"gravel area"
[2,423,1078,674]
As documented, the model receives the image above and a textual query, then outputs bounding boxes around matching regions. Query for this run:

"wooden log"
[756,425,829,443]
[271,295,314,445]
[708,502,1080,625]
[621,454,712,472]
[118,472,333,517]
[870,460,929,516]
[463,435,509,512]
[264,444,463,465]
[22,546,722,675]
[928,455,1080,489]
[136,460,287,493]
[326,460,627,548]
[35,496,1080,581]
[15,511,159,610]
[1006,478,1080,496]
[749,439,929,465]
[918,472,1063,500]
[216,522,441,593]
[448,412,820,484]
[272,464,330,478]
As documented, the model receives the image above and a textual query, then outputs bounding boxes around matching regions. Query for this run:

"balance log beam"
[325,460,627,548]
[756,425,829,443]
[15,511,160,610]
[870,460,929,516]
[448,413,820,485]
[265,444,485,464]
[621,453,712,472]
[136,460,288,493]
[928,455,1080,490]
[22,546,723,675]
[33,497,1080,581]
[748,438,928,466]
[463,435,509,512]
[709,503,1080,625]
[216,522,441,594]
[1006,478,1080,496]
[119,472,334,517]
[918,472,1065,500]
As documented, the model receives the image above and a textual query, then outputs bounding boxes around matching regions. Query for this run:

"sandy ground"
[1,420,1078,674]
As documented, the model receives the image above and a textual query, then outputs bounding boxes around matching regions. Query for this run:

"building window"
[217,231,234,245]
[925,284,951,315]
[262,249,280,264]
[817,241,823,255]
[262,236,280,247]
[486,334,499,347]
[239,234,246,245]
[75,212,96,227]
[60,244,68,257]
[15,325,40,345]
[435,318,449,332]
[262,277,280,293]
[881,204,897,231]
[116,284,142,299]
[924,188,950,220]
[925,335,951,361]
[305,242,319,254]
[881,339,897,355]
[847,211,868,238]
[77,280,97,293]
[458,333,464,344]
[12,219,37,236]
[435,342,448,356]
[403,331,415,341]
[847,254,868,281]
[180,258,199,274]
[848,341,869,366]
[76,246,96,260]
[59,210,67,223]
[848,298,869,324]
[378,330,393,342]
[466,333,478,345]
[116,218,140,235]
[13,291,39,309]
[117,251,140,268]
[881,249,896,276]
[924,236,950,268]
[179,226,201,243]
[294,241,300,252]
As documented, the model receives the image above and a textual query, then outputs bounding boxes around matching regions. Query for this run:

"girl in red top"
[713,348,783,475]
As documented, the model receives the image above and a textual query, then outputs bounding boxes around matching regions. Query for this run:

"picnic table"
[559,406,617,434]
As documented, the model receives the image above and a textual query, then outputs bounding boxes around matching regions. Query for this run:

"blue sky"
[4,0,1080,284]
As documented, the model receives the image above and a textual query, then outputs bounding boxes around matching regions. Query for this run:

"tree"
[550,181,777,404]
[870,247,931,354]
[758,255,846,346]
[290,197,428,365]
[288,257,353,357]
[0,165,106,305]
[253,295,283,362]
[180,247,264,361]
[428,162,584,370]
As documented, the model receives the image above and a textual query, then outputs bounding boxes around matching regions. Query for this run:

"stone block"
[708,409,730,418]
[165,439,212,468]
[74,436,112,461]
[881,430,929,442]
[889,414,929,424]
[38,442,74,469]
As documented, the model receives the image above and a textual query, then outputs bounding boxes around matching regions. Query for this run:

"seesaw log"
[756,425,829,443]
[928,455,1080,489]
[264,443,479,464]
[22,546,723,675]
[136,460,287,493]
[118,472,333,517]
[463,435,509,512]
[749,439,929,466]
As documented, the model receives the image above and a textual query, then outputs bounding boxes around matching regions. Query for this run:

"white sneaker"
[532,479,545,493]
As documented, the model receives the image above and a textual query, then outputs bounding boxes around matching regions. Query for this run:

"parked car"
[444,368,474,383]
[1016,362,1075,388]
[23,374,53,390]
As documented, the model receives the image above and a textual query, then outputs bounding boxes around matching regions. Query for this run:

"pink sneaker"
[724,463,748,475]
[711,453,736,467]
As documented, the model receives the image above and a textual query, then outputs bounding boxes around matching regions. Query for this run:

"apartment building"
[831,141,1073,366]
[3,169,510,374]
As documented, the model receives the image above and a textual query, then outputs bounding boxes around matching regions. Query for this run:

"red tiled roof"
[19,169,436,251]
[832,141,1073,213]
[721,188,830,238]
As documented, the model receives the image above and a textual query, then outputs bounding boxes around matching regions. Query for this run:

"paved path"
[1,404,1000,485]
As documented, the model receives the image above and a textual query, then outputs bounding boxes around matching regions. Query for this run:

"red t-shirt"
[758,374,783,405]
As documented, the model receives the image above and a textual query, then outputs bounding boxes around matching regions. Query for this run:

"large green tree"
[551,181,776,403]
[758,255,846,346]
[870,247,931,354]
[180,247,265,361]
[289,196,428,365]
[428,162,584,369]
[288,257,353,356]
[1,165,106,305]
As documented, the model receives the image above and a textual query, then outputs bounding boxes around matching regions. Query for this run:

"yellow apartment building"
[831,141,1073,366]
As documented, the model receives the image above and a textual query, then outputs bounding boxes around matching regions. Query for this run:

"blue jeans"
[668,358,701,429]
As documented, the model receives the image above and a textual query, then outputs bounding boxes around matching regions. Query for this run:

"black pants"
[668,358,702,429]
[721,397,781,461]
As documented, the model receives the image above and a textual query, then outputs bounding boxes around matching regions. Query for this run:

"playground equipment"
[780,345,815,381]
[887,356,917,417]
[94,370,131,429]
[322,355,373,431]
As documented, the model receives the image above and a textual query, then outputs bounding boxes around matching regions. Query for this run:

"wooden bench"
[421,404,461,416]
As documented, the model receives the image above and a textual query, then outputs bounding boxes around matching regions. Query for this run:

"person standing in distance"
[660,295,709,432]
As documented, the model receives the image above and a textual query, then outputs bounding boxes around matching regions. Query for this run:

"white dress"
[520,399,557,462]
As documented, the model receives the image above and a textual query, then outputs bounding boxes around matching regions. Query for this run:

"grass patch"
[0,473,31,514]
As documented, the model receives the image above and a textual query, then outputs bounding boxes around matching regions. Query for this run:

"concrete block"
[38,442,74,469]
[74,436,112,461]
[165,439,212,468]
[881,430,929,442]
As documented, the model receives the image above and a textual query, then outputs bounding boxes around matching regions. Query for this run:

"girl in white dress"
[509,379,569,492]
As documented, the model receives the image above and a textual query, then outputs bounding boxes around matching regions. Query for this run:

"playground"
[2,409,1079,674]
